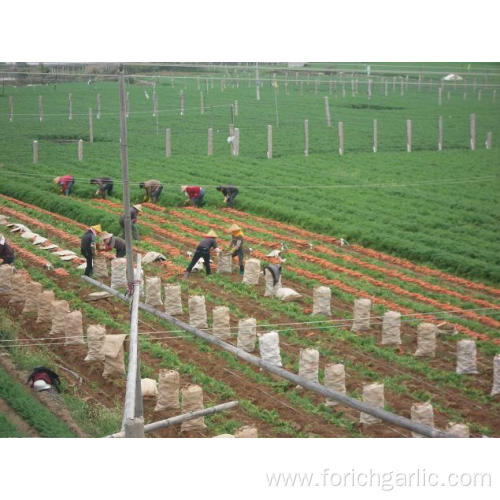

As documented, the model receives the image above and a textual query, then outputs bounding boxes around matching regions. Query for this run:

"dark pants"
[119,220,139,240]
[116,247,126,258]
[0,257,14,265]
[64,180,75,196]
[232,247,244,272]
[82,251,93,276]
[186,248,211,275]
[226,190,238,207]
[151,186,163,203]
[100,183,113,198]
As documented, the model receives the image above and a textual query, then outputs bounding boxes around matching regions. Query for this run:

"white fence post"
[438,87,442,106]
[438,116,443,151]
[267,124,272,159]
[39,95,43,122]
[200,92,205,115]
[470,113,476,151]
[89,108,94,144]
[324,96,331,127]
[180,90,185,117]
[485,131,492,150]
[373,119,378,153]
[406,119,412,152]
[166,128,171,157]
[367,79,372,99]
[342,81,346,99]
[384,79,388,97]
[234,128,240,156]
[338,121,344,156]
[9,96,13,121]
[304,119,309,156]
[207,128,213,156]
[97,93,101,119]
[78,139,83,161]
[68,93,73,120]
[33,140,38,164]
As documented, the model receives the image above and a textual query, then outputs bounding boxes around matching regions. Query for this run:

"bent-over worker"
[181,185,205,207]
[0,234,15,265]
[216,185,239,208]
[80,224,102,276]
[90,177,113,199]
[228,223,245,274]
[53,175,75,196]
[119,204,142,241]
[27,367,61,393]
[183,229,220,278]
[140,179,163,203]
[101,232,126,258]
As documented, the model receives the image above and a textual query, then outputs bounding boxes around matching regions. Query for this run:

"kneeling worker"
[101,232,126,258]
[53,175,75,196]
[216,185,239,208]
[90,177,114,199]
[228,223,245,274]
[183,229,220,278]
[140,179,163,203]
[181,185,205,207]
[27,367,61,393]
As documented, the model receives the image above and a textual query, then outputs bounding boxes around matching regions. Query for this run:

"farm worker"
[0,234,15,265]
[216,185,239,208]
[27,367,61,393]
[181,185,205,207]
[119,204,142,241]
[80,224,102,276]
[183,229,220,278]
[90,177,114,199]
[140,179,163,203]
[101,232,126,258]
[53,175,75,196]
[228,223,245,274]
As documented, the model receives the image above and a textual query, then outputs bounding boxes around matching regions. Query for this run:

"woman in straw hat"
[101,232,126,258]
[183,229,220,278]
[228,223,245,274]
[53,174,75,196]
[119,204,142,241]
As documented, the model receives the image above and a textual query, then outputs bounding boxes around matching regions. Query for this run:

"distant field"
[1,64,499,283]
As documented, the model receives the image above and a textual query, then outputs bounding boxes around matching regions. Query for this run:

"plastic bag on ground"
[143,251,167,265]
[275,287,301,302]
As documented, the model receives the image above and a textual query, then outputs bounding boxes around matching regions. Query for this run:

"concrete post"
[470,113,476,151]
[68,93,73,120]
[33,140,38,164]
[373,119,378,153]
[304,119,309,156]
[89,108,94,144]
[485,131,492,150]
[267,124,272,159]
[9,96,13,122]
[97,93,101,119]
[207,128,213,156]
[200,92,205,115]
[338,122,344,156]
[39,95,43,122]
[78,139,83,161]
[324,96,331,127]
[166,128,171,157]
[438,116,443,151]
[406,119,412,152]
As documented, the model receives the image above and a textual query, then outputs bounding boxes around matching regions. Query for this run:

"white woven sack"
[360,383,384,424]
[102,334,127,378]
[312,286,331,316]
[264,268,281,297]
[491,354,500,396]
[164,284,183,316]
[154,370,180,411]
[237,318,256,352]
[181,385,206,432]
[234,426,258,438]
[275,287,301,302]
[49,300,70,336]
[110,258,127,290]
[217,252,232,273]
[93,256,108,279]
[8,272,27,305]
[36,290,55,323]
[381,311,401,345]
[298,348,319,384]
[456,340,478,374]
[258,331,282,367]
[351,298,371,331]
[212,306,231,340]
[415,323,437,357]
[188,295,208,329]
[84,325,106,362]
[324,363,346,406]
[145,276,163,307]
[65,310,85,345]
[22,281,43,313]
[411,402,434,438]
[0,265,14,294]
[141,378,159,398]
[242,258,261,285]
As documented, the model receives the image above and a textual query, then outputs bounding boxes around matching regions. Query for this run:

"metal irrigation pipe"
[105,401,239,438]
[82,276,454,438]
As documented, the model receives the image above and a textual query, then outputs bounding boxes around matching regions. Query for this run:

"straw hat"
[133,204,143,212]
[228,223,241,233]
[100,231,113,240]
[53,177,61,184]
[206,229,218,238]
[180,185,188,192]
[90,224,102,233]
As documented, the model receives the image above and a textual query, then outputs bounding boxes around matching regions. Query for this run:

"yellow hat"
[90,224,102,233]
[100,231,113,240]
[133,204,143,212]
[228,223,241,233]
[206,229,218,238]
[53,177,61,184]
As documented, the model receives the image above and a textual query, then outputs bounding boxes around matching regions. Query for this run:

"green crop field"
[1,62,499,284]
